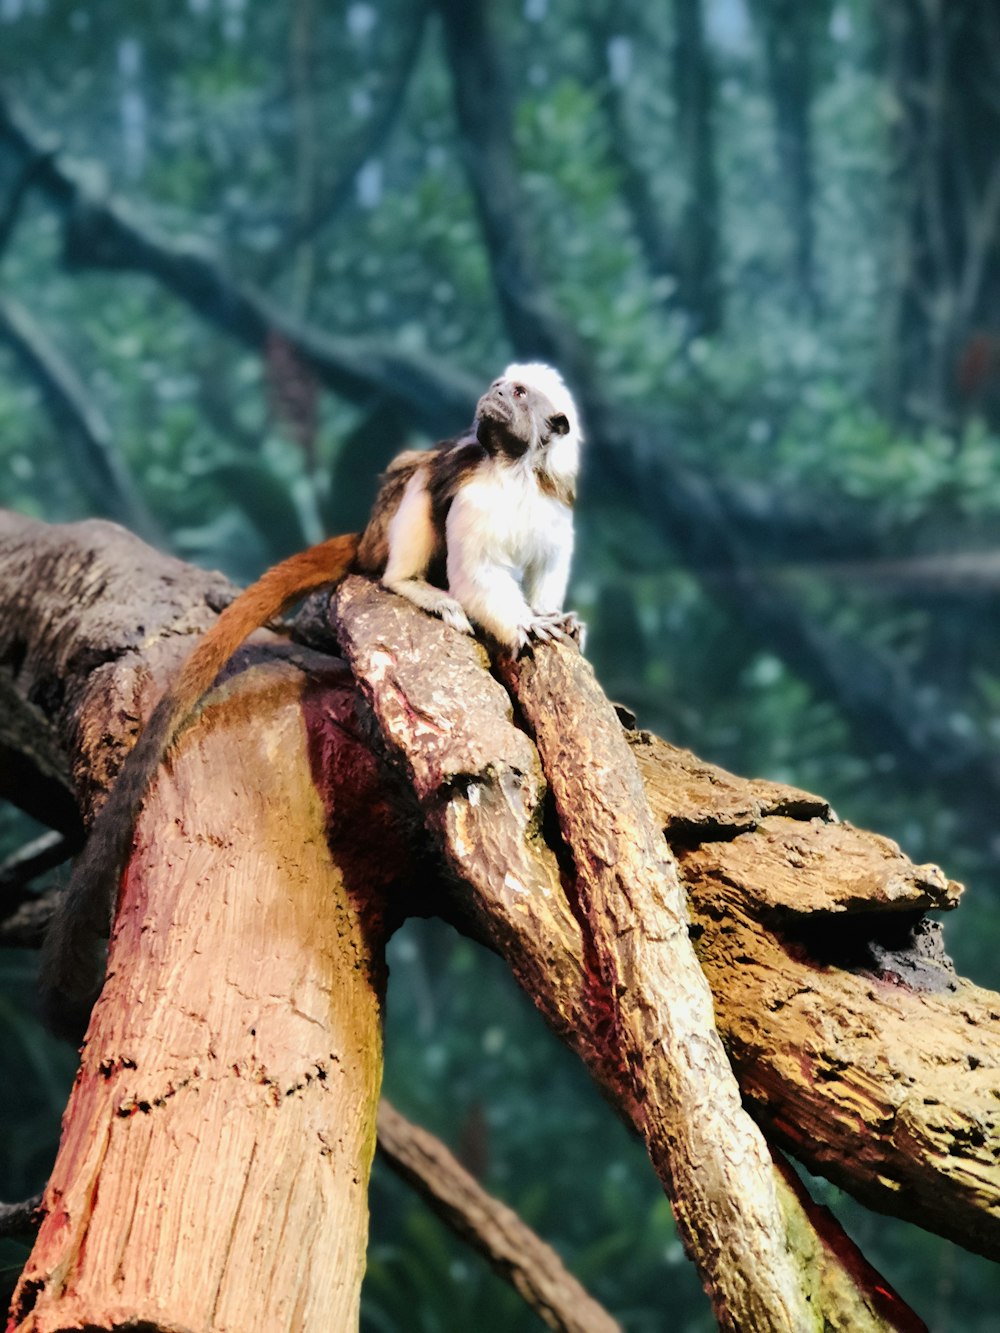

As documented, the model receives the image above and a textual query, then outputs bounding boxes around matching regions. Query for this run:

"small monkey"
[42,362,583,1029]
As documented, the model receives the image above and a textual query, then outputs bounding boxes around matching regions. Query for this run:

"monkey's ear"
[548,413,570,436]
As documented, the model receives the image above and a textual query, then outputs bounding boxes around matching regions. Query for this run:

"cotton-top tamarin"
[42,362,583,1029]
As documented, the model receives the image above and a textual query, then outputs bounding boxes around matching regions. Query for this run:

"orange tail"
[172,532,360,719]
[41,531,359,1035]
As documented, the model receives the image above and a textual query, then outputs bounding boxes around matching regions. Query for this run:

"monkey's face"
[475,377,570,459]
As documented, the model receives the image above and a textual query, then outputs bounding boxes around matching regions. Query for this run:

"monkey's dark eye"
[548,413,569,435]
[512,383,526,398]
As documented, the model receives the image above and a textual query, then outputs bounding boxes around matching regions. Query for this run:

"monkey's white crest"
[503,361,581,481]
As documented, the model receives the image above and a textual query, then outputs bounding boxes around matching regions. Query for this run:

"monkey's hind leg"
[381,468,474,634]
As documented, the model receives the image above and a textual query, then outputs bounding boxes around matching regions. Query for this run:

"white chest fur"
[453,457,573,575]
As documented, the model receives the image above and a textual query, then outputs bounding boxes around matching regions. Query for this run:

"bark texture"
[10,659,392,1333]
[3,512,987,1330]
[502,646,805,1326]
[630,733,1000,1261]
[332,577,917,1331]
[0,514,403,1332]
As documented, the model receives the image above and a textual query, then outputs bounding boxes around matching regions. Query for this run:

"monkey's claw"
[438,599,475,636]
[520,611,585,652]
[558,612,586,647]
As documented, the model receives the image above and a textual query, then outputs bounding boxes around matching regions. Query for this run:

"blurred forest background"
[2,0,1000,1328]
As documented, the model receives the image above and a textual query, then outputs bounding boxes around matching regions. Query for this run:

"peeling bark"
[634,733,1000,1262]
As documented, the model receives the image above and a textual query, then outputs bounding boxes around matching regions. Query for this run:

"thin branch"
[0,294,162,544]
[0,830,70,894]
[0,886,58,947]
[433,0,587,379]
[377,1100,621,1333]
[262,4,428,281]
[0,148,53,260]
[581,2,679,295]
[0,1194,42,1240]
[956,155,1000,331]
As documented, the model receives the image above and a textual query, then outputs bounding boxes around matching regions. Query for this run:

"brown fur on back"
[355,451,425,573]
[427,436,487,528]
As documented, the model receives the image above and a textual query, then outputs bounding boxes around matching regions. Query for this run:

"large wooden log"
[9,657,394,1332]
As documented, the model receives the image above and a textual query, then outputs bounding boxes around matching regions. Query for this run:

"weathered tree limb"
[500,644,807,1325]
[3,509,989,1281]
[0,512,391,1331]
[0,512,622,1331]
[376,1100,621,1333]
[332,576,915,1331]
[0,1096,624,1333]
[629,730,1000,1262]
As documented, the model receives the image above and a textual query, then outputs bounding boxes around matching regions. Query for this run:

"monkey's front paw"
[557,611,586,649]
[520,611,583,651]
[438,599,475,636]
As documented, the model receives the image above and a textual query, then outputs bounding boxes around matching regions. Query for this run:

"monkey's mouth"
[475,393,516,448]
[476,391,513,427]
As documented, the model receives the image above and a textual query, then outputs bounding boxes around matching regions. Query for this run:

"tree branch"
[583,2,679,292]
[377,1100,621,1333]
[332,575,922,1329]
[433,0,589,379]
[0,830,71,894]
[0,1195,42,1240]
[0,143,52,260]
[0,91,478,438]
[265,4,429,277]
[0,831,70,947]
[0,294,161,543]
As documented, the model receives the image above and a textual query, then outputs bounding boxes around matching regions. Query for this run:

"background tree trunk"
[750,0,826,311]
[673,0,723,333]
[882,0,1000,425]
